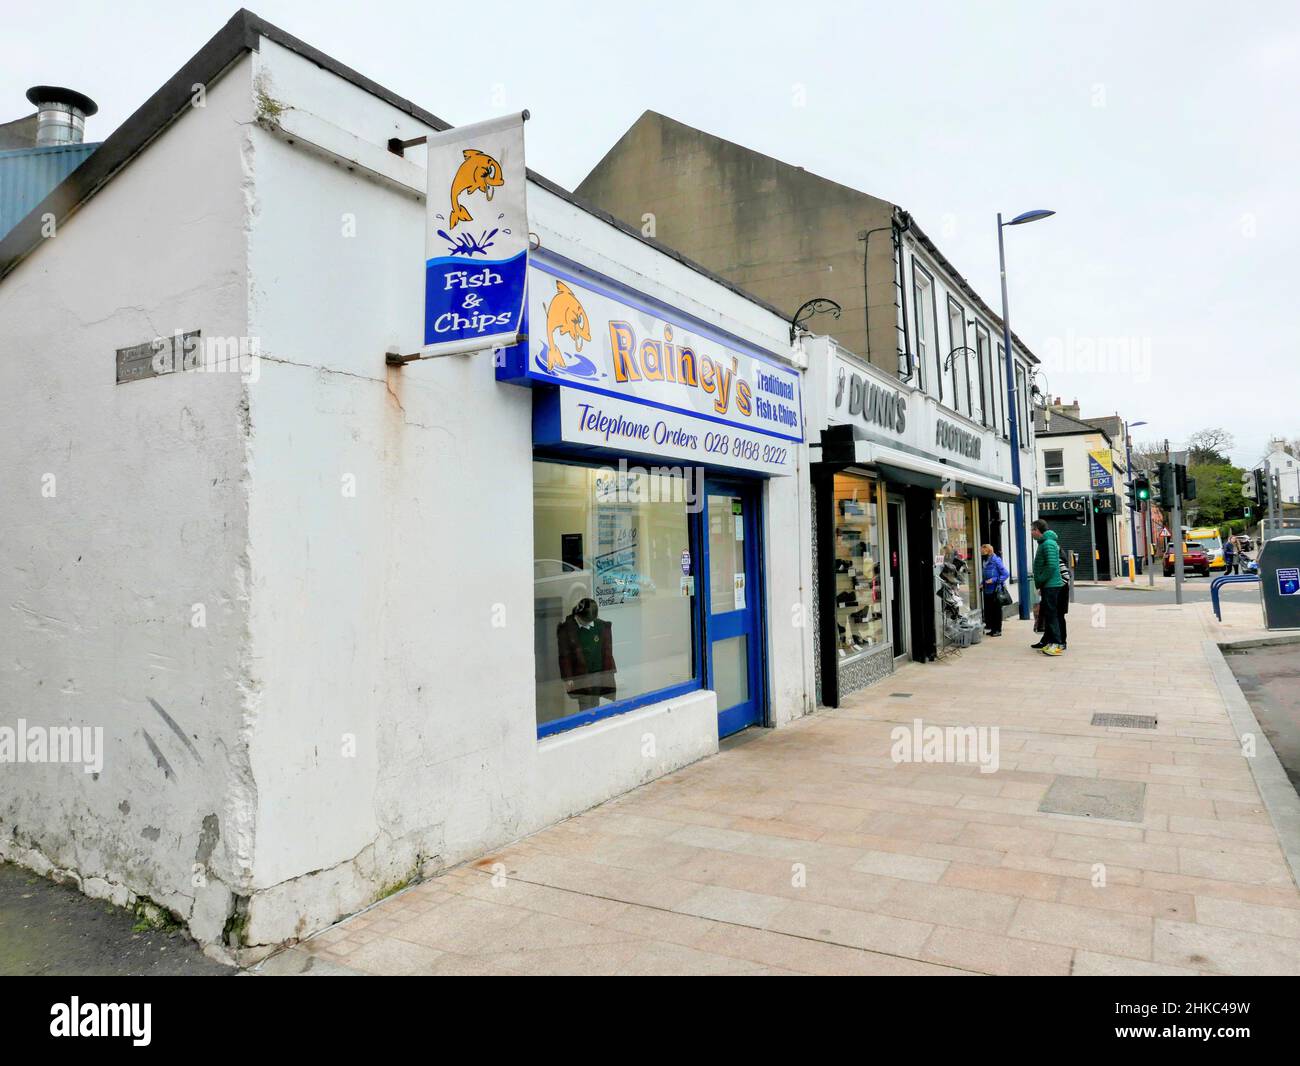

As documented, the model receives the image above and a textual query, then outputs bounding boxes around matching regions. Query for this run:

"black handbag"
[996,583,1012,607]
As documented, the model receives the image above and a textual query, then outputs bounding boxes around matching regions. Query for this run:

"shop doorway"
[1094,512,1113,580]
[887,496,909,660]
[704,479,765,737]
[904,488,938,662]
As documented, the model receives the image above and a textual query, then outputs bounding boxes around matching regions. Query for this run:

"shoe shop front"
[497,248,807,741]
[804,338,1019,705]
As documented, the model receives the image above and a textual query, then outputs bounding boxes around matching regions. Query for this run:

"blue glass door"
[704,480,764,736]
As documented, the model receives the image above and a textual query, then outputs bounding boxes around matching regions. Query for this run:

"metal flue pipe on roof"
[26,86,98,146]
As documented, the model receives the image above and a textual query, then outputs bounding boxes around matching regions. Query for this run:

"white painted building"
[803,336,1025,702]
[1032,405,1138,580]
[892,219,1042,590]
[1257,439,1300,504]
[0,11,815,955]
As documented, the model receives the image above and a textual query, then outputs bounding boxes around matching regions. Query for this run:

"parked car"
[1237,534,1255,553]
[1164,542,1210,577]
[1186,527,1226,571]
[534,558,593,610]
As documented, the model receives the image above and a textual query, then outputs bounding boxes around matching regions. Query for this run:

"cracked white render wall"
[0,54,260,944]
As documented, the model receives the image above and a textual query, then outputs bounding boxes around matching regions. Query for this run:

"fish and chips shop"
[0,12,817,952]
[419,112,811,746]
[496,253,808,739]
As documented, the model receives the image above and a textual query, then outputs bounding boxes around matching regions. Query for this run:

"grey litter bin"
[1257,534,1300,630]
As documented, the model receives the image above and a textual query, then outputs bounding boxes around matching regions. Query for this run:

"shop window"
[831,474,885,657]
[533,459,696,731]
[937,493,978,614]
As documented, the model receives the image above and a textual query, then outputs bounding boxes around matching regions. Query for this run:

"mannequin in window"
[556,598,617,712]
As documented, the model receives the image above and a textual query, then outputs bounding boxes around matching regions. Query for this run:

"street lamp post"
[997,209,1055,620]
[1124,418,1148,581]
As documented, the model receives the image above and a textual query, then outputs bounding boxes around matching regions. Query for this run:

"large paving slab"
[264,600,1300,976]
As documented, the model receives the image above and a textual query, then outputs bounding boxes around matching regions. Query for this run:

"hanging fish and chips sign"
[422,111,529,357]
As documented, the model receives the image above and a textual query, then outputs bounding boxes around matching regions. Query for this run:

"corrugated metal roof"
[0,142,99,240]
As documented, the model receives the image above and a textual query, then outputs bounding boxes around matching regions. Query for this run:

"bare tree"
[1130,440,1166,474]
[1187,427,1234,465]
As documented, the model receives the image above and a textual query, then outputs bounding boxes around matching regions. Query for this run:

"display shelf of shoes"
[833,501,883,660]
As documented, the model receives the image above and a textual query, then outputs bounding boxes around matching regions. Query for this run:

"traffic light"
[1124,478,1149,512]
[1155,461,1175,508]
[1184,476,1197,502]
[1174,462,1188,499]
[1254,469,1270,508]
[1124,481,1139,512]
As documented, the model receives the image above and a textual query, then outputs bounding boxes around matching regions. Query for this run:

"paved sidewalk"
[263,602,1300,976]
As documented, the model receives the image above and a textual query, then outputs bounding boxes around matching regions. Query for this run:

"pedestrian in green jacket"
[1032,527,1064,589]
[1030,521,1066,654]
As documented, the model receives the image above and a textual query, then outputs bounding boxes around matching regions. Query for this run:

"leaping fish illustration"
[448,148,503,229]
[544,281,591,372]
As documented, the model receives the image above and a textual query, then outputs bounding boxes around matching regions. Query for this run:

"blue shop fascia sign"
[497,253,804,477]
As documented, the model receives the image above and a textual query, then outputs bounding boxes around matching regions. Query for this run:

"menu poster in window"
[594,543,638,606]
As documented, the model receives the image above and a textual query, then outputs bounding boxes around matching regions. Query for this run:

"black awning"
[876,462,944,491]
[960,480,1019,503]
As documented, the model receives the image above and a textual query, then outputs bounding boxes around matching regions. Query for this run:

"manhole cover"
[889,692,913,698]
[1090,713,1157,729]
[1038,775,1146,822]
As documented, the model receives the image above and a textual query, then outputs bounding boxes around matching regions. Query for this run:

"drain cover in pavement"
[1038,775,1146,822]
[1090,713,1157,729]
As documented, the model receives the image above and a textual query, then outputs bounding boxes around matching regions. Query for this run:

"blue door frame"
[703,478,766,737]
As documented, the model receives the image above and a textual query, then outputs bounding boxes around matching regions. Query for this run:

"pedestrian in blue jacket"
[981,543,1009,636]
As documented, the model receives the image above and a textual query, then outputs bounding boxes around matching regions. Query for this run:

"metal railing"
[1210,574,1259,621]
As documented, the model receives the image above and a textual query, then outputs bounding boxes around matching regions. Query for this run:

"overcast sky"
[7,1,1296,466]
